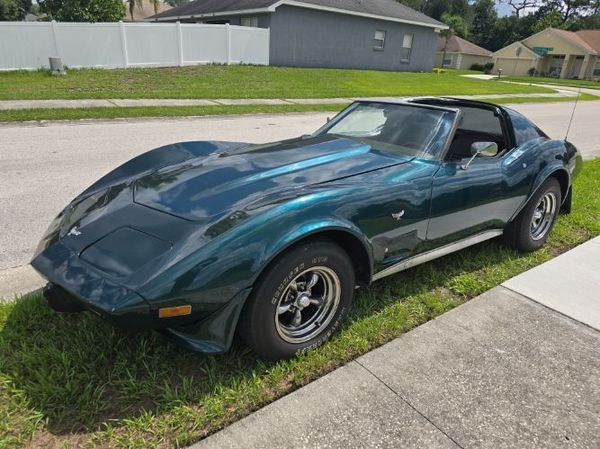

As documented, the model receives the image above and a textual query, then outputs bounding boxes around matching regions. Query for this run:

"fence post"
[226,23,231,65]
[119,21,129,68]
[50,20,61,59]
[176,21,184,66]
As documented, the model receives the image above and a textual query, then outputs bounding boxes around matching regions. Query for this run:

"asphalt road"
[1,100,599,271]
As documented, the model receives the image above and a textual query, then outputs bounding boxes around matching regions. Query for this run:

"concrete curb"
[0,264,44,301]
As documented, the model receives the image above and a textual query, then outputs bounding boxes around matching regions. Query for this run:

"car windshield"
[317,102,456,159]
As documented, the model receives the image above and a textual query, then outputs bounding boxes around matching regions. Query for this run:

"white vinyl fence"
[0,21,270,71]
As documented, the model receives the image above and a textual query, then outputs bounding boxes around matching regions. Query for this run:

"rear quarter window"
[508,109,547,146]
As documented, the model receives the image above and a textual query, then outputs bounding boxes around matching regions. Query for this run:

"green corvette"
[32,98,582,360]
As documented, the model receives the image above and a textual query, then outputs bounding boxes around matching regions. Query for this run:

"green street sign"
[533,47,553,56]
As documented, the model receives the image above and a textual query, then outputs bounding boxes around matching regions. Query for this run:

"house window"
[594,60,600,78]
[374,30,386,50]
[400,34,413,63]
[548,55,565,77]
[443,56,453,67]
[241,16,259,27]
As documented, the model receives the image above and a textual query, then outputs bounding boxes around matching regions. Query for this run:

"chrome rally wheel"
[530,192,557,241]
[275,267,341,344]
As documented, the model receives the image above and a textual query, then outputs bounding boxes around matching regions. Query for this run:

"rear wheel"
[238,239,354,360]
[505,178,562,252]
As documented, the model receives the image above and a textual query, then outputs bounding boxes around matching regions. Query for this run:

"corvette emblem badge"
[392,211,405,221]
[67,226,82,237]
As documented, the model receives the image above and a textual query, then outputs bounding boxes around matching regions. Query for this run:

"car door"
[426,104,522,246]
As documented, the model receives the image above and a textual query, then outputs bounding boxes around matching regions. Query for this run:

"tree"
[127,0,160,20]
[38,0,124,22]
[441,13,469,38]
[501,0,540,17]
[470,0,498,50]
[422,0,471,20]
[0,0,31,20]
[439,13,469,67]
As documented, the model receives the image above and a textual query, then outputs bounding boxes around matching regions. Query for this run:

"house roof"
[574,29,600,53]
[437,35,491,57]
[147,0,446,29]
[551,28,598,54]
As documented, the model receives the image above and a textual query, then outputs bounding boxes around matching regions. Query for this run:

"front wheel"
[238,239,355,360]
[505,178,562,252]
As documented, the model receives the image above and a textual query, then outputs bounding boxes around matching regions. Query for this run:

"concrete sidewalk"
[0,90,584,111]
[191,237,600,449]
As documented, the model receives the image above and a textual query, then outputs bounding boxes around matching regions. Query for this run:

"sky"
[495,0,540,17]
[496,1,513,17]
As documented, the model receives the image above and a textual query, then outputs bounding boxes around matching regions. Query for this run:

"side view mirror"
[327,117,332,123]
[461,141,498,170]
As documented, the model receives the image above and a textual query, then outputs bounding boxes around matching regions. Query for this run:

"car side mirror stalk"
[461,141,498,170]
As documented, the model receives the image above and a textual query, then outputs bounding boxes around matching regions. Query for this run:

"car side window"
[445,106,506,161]
[508,109,547,146]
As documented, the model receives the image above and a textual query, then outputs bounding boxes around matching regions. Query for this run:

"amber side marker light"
[159,305,192,318]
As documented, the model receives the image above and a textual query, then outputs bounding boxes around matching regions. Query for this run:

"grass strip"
[0,93,597,123]
[504,76,600,90]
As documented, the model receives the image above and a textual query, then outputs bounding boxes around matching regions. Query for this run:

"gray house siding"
[268,5,438,71]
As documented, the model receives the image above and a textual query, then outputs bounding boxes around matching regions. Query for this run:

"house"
[146,0,447,72]
[435,35,492,70]
[492,28,600,80]
[124,0,172,22]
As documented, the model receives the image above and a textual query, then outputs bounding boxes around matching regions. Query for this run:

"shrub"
[483,62,495,74]
[470,63,486,72]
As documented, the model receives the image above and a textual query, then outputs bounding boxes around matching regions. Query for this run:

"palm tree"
[128,0,161,21]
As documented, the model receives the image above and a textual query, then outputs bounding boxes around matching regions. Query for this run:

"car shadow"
[0,239,517,437]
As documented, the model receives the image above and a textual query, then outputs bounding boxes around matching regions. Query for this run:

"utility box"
[49,57,66,75]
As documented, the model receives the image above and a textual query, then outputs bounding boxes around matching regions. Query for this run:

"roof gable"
[437,35,491,56]
[491,41,541,59]
[148,0,446,29]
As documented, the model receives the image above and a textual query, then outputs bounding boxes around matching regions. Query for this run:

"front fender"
[138,187,373,304]
[251,219,374,284]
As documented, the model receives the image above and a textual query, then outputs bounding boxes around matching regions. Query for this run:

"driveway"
[1,100,599,272]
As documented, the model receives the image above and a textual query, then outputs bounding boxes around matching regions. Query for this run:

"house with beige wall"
[435,35,492,70]
[492,28,600,80]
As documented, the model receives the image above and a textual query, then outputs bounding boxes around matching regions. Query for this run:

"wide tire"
[238,239,354,360]
[505,178,562,252]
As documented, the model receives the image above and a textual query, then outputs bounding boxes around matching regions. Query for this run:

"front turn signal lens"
[159,305,192,318]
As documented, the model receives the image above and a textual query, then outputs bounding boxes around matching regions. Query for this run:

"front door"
[427,157,510,246]
[422,101,518,247]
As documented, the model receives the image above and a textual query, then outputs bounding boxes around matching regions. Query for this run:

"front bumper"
[32,241,252,353]
[32,241,151,330]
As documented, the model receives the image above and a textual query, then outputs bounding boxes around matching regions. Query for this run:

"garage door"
[494,58,537,76]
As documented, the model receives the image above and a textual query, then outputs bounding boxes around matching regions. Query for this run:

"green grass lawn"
[2,159,599,449]
[505,75,600,89]
[1,66,553,100]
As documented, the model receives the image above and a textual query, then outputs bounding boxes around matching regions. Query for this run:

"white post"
[119,21,129,68]
[226,23,231,65]
[50,20,61,59]
[176,21,184,66]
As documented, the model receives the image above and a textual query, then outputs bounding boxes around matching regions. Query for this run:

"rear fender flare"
[510,165,570,222]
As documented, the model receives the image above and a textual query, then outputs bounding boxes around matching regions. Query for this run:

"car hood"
[133,135,409,221]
